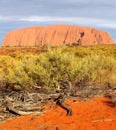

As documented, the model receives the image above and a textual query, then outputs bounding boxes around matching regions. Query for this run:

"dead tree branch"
[6,98,41,116]
[55,94,72,116]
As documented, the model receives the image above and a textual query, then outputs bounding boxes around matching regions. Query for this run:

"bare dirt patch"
[0,97,116,130]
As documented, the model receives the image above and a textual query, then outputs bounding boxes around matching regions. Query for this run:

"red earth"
[0,47,46,55]
[0,97,116,130]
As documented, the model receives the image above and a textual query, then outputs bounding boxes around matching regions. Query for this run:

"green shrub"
[0,45,116,90]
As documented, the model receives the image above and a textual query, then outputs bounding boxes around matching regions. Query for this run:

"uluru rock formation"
[2,25,114,46]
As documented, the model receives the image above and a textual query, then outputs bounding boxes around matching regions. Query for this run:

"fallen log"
[6,98,41,116]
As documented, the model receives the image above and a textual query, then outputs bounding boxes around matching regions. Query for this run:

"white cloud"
[0,16,16,21]
[19,16,116,29]
[66,0,116,4]
[0,16,11,21]
[1,15,116,29]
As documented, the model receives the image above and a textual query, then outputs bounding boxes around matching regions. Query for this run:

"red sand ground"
[0,97,116,130]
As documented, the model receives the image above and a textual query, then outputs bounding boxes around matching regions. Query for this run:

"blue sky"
[0,0,116,45]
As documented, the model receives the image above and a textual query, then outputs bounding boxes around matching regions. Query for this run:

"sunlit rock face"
[2,25,114,46]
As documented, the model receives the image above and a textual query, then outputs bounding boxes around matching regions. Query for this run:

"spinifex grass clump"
[0,45,116,90]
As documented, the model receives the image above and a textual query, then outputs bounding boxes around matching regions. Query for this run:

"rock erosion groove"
[2,25,114,46]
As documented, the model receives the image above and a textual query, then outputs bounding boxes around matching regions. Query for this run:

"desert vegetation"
[0,45,116,129]
[0,45,116,91]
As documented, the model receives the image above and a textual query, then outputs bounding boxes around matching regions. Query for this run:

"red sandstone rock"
[2,25,114,46]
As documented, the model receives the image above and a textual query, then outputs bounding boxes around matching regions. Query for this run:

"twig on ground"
[92,118,116,123]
